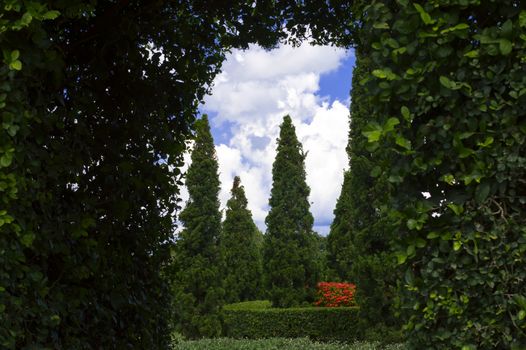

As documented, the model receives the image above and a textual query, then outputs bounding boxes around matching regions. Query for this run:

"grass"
[172,338,406,350]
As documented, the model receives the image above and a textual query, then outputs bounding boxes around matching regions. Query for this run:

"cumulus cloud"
[198,43,353,235]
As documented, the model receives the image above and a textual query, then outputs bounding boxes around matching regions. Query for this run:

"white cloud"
[298,100,350,231]
[225,44,345,81]
[198,43,352,234]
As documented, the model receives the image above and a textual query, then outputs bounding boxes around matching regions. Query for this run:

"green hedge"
[224,300,272,311]
[223,302,362,342]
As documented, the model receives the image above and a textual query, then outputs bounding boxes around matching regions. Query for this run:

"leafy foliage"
[222,176,263,303]
[1,1,225,347]
[264,116,320,307]
[361,1,526,348]
[314,231,333,281]
[172,116,224,338]
[224,300,272,311]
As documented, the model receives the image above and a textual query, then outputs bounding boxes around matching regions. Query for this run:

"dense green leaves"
[5,0,524,348]
[264,116,320,307]
[362,0,526,348]
[173,338,406,350]
[172,116,224,338]
[1,1,204,347]
[222,176,263,303]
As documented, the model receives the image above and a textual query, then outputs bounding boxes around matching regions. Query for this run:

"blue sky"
[198,44,355,235]
[319,53,355,105]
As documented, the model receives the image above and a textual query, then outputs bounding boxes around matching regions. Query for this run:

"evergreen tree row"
[172,114,321,336]
[172,98,401,340]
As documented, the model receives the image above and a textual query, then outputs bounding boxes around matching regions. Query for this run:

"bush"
[315,282,356,307]
[223,301,362,342]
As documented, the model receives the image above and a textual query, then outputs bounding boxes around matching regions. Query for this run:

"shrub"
[223,302,362,342]
[314,282,356,307]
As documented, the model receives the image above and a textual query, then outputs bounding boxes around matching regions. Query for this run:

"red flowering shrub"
[314,282,356,307]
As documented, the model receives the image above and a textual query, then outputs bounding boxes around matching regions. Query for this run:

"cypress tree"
[313,231,331,282]
[222,176,263,303]
[328,51,399,337]
[327,170,353,280]
[172,115,224,338]
[264,115,319,308]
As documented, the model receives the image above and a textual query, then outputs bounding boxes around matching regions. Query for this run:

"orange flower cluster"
[314,282,356,307]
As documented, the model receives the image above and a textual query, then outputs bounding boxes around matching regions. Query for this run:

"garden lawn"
[172,338,406,350]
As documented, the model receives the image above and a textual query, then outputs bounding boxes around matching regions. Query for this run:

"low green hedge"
[224,300,272,311]
[223,301,362,342]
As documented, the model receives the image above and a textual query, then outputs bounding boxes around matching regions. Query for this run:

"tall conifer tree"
[328,52,399,336]
[264,115,319,307]
[327,170,353,280]
[172,115,224,338]
[222,176,263,303]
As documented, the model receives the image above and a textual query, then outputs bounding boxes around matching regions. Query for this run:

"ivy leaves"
[2,50,22,70]
[363,116,411,152]
[363,0,526,348]
[413,3,435,26]
[3,2,60,31]
[439,76,472,93]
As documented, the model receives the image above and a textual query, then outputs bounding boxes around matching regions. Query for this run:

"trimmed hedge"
[223,302,362,342]
[224,300,272,311]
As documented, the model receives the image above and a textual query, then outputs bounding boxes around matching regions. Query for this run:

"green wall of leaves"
[361,1,526,348]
